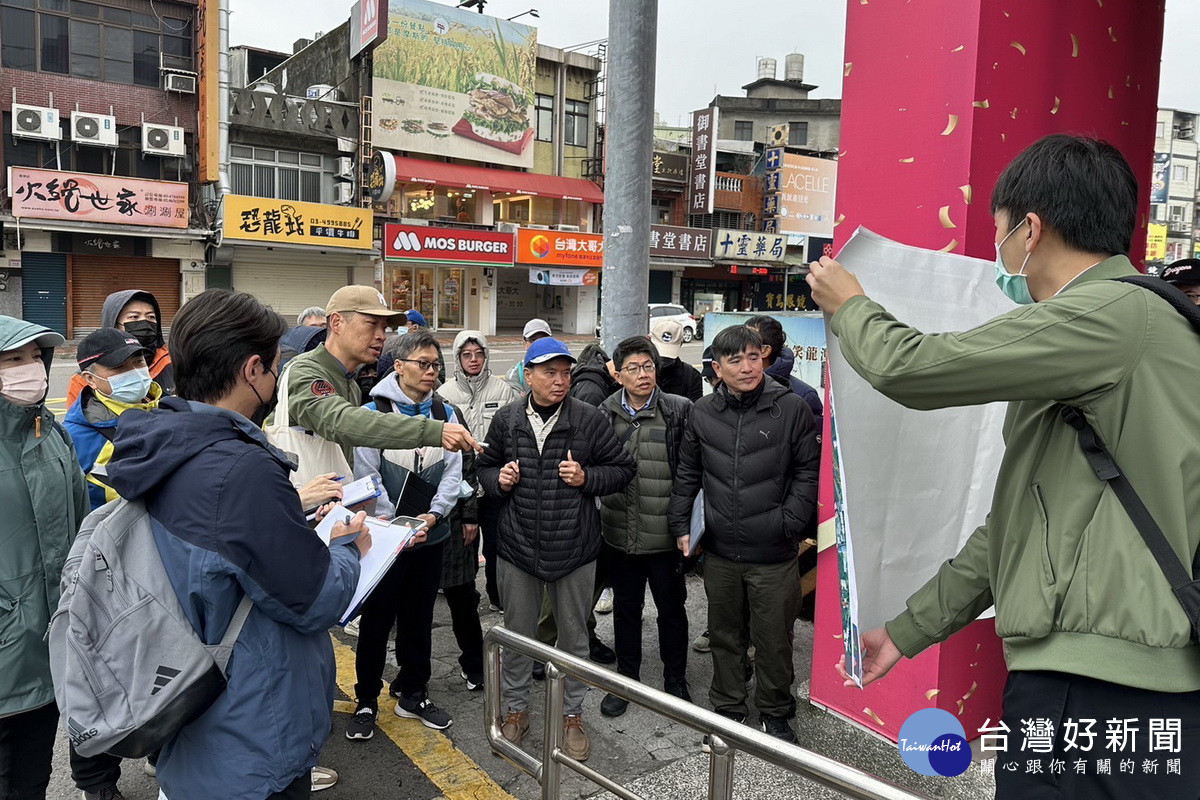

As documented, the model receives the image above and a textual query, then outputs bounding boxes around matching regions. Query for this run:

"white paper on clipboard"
[315,505,424,625]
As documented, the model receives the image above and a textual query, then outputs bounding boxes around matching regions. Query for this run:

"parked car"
[648,303,698,342]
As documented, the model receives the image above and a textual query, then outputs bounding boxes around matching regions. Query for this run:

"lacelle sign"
[383,224,515,265]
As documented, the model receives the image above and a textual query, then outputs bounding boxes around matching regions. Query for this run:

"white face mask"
[0,361,49,407]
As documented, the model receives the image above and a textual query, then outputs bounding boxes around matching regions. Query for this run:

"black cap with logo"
[1162,258,1200,286]
[77,328,151,370]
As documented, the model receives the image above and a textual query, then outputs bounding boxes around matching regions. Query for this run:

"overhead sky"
[230,0,1200,124]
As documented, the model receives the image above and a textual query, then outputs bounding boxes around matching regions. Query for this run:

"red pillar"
[811,0,1165,742]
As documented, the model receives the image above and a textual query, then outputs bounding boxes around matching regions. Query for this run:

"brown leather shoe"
[500,709,530,744]
[562,714,590,761]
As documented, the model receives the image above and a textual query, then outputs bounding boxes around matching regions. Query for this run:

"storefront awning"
[650,257,713,269]
[387,155,604,204]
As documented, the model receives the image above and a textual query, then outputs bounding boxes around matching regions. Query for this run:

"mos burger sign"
[383,224,515,266]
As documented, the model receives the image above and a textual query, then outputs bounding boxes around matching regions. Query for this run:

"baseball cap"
[522,318,552,341]
[406,309,428,327]
[1162,258,1200,286]
[649,317,685,359]
[701,346,716,381]
[325,286,407,324]
[524,337,576,367]
[77,328,149,370]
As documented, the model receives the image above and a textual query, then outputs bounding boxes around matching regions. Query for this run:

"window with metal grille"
[229,146,333,204]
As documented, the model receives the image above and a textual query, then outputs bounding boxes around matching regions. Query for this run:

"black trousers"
[607,545,688,682]
[69,747,159,792]
[354,540,445,705]
[443,581,484,675]
[478,496,503,606]
[995,670,1200,799]
[266,773,310,800]
[0,702,58,800]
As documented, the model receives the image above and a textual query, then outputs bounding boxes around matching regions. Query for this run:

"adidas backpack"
[49,499,251,758]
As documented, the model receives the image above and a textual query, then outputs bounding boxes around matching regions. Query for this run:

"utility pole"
[599,0,658,353]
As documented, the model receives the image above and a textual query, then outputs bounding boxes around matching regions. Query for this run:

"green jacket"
[0,319,89,717]
[284,344,443,466]
[599,390,691,554]
[831,256,1200,692]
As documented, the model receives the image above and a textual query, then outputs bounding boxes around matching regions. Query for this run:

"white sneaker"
[343,618,360,637]
[311,766,338,792]
[594,587,614,614]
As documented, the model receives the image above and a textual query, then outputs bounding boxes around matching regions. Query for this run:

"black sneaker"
[600,692,629,717]
[461,669,484,692]
[396,691,453,730]
[589,636,616,664]
[760,715,798,745]
[701,712,746,753]
[81,788,125,800]
[345,705,376,740]
[664,677,692,703]
[532,661,546,681]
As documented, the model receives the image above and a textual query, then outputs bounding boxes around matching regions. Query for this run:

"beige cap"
[325,285,407,324]
[649,317,685,359]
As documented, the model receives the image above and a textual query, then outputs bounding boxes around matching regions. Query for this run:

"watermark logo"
[898,708,971,777]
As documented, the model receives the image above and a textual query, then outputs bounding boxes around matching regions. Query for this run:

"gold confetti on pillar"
[1096,0,1103,5]
[963,681,979,701]
[1109,26,1117,42]
[1070,34,1079,57]
[939,239,959,253]
[972,99,990,109]
[975,643,981,652]
[899,157,915,163]
[1108,85,1115,99]
[1010,107,1019,120]
[837,150,847,158]
[1126,74,1131,87]
[1010,41,1026,55]
[844,62,853,77]
[925,689,941,700]
[939,206,957,228]
[951,45,965,53]
[1001,133,1007,142]
[940,114,959,136]
[956,699,965,715]
[1051,96,1061,114]
[863,708,886,726]
[834,213,847,227]
[959,184,973,204]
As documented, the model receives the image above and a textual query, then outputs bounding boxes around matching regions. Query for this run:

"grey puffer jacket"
[667,377,819,564]
[437,330,519,441]
[478,397,636,581]
[599,391,692,554]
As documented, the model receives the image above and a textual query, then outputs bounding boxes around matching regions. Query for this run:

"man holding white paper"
[810,134,1200,798]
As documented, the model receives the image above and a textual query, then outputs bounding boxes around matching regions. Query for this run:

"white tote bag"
[263,363,352,488]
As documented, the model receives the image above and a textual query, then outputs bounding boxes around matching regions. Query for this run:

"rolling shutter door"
[21,253,68,335]
[232,253,353,322]
[71,256,181,335]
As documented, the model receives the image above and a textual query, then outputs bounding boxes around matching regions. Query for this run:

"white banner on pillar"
[529,267,597,286]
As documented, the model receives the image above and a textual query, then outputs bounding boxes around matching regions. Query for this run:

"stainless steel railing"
[483,626,933,800]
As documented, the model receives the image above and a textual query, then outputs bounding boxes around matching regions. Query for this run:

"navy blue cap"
[406,309,428,327]
[525,337,576,367]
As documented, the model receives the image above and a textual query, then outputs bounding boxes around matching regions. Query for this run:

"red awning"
[388,155,604,204]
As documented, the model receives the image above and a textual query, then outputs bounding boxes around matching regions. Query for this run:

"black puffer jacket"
[667,377,819,564]
[478,397,636,581]
[658,357,703,402]
[569,349,619,407]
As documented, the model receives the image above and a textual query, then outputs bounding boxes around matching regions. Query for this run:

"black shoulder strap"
[374,395,394,414]
[431,397,449,423]
[1058,404,1200,639]
[1113,276,1200,333]
[96,423,118,442]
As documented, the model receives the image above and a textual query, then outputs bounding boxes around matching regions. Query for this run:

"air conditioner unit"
[497,222,520,234]
[71,112,118,147]
[142,123,186,157]
[334,183,356,205]
[334,156,355,182]
[525,224,551,230]
[163,73,197,94]
[554,224,581,232]
[11,104,61,141]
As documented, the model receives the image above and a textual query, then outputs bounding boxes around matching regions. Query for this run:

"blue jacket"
[63,383,162,510]
[767,347,824,434]
[106,396,360,800]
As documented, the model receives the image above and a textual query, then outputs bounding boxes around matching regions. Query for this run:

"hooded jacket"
[66,289,173,406]
[478,397,636,581]
[437,330,519,441]
[105,396,360,799]
[354,374,463,548]
[668,377,819,564]
[569,346,619,407]
[63,381,162,509]
[0,317,90,718]
[766,347,824,433]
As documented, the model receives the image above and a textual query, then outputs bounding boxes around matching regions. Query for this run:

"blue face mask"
[994,219,1034,305]
[104,366,152,404]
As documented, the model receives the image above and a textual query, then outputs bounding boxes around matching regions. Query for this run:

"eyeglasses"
[398,358,440,373]
[621,362,657,376]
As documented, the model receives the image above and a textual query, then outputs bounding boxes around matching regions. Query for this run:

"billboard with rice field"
[372,0,537,169]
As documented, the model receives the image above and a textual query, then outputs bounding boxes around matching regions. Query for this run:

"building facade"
[1149,107,1199,269]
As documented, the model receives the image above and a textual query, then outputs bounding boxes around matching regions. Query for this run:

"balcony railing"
[715,174,744,193]
[229,87,359,140]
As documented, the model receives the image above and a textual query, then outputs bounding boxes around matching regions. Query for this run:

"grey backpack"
[49,499,251,758]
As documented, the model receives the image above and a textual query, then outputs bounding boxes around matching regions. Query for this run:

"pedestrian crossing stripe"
[331,638,518,800]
